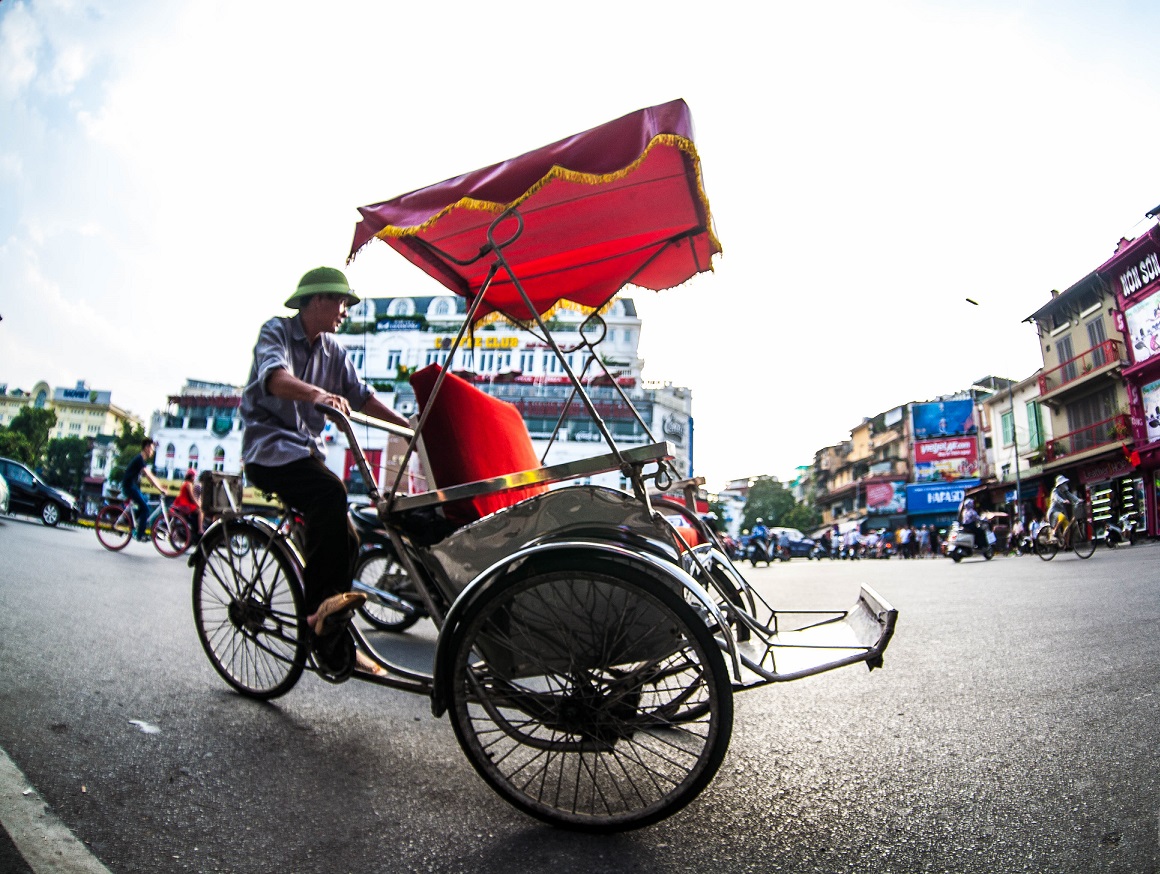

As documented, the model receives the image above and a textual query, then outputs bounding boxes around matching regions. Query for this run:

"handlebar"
[314,402,416,504]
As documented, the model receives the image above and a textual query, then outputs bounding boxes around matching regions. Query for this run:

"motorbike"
[946,519,995,562]
[748,531,776,566]
[1010,529,1035,556]
[1103,513,1138,548]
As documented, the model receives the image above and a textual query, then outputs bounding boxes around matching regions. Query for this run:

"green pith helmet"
[283,266,360,309]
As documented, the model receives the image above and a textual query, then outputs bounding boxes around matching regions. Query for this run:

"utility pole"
[1010,382,1023,528]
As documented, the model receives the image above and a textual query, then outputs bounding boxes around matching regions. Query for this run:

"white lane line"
[0,744,112,874]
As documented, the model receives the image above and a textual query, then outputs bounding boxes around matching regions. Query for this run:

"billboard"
[913,437,979,482]
[1124,292,1160,365]
[911,399,976,440]
[865,481,906,514]
[906,480,978,515]
[1143,378,1160,443]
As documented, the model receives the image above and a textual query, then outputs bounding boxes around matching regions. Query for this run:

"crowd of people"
[818,523,943,559]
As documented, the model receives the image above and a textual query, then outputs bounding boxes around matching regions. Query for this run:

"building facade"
[978,371,1053,526]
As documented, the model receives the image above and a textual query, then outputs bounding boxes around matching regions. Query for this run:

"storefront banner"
[1123,292,1160,365]
[1102,226,1160,302]
[1078,456,1137,485]
[865,481,906,514]
[1142,378,1160,444]
[906,480,978,514]
[911,400,976,440]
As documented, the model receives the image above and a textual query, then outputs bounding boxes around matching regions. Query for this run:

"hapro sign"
[906,479,978,514]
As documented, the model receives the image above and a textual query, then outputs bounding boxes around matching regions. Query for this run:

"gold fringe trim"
[471,296,618,329]
[370,133,722,257]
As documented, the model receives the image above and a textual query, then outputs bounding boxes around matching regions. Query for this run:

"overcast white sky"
[3,0,1159,490]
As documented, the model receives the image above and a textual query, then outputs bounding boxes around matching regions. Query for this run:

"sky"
[3,0,1160,491]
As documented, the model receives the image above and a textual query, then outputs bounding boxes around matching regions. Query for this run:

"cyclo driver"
[240,267,409,673]
[1047,474,1082,540]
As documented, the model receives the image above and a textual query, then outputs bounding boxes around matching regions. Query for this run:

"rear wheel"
[1071,521,1096,559]
[152,514,191,557]
[40,501,61,527]
[446,555,732,832]
[192,520,307,699]
[95,505,132,551]
[1034,528,1058,561]
[355,548,420,632]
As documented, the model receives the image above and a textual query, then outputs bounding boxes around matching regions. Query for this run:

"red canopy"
[348,99,720,323]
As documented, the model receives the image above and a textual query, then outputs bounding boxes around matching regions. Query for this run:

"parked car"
[0,457,79,526]
[769,526,817,558]
[0,471,9,514]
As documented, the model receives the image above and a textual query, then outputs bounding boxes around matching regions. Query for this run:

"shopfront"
[906,479,979,533]
[1099,224,1160,536]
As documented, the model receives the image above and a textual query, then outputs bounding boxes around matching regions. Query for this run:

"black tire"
[1034,528,1057,562]
[40,501,61,527]
[95,505,131,551]
[354,548,420,632]
[1071,521,1096,559]
[446,555,733,832]
[192,520,307,699]
[983,547,994,560]
[153,514,191,558]
[950,549,962,563]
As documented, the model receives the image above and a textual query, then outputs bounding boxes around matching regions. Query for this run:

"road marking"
[0,745,112,874]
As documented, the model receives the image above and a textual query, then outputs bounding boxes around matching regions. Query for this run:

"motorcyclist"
[1047,474,1081,540]
[960,498,982,546]
[751,518,769,558]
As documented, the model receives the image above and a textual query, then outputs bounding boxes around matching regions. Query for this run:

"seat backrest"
[410,365,548,524]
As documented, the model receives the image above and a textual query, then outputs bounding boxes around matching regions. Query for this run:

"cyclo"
[189,100,898,832]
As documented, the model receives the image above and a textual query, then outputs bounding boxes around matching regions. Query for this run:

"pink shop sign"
[1078,456,1136,485]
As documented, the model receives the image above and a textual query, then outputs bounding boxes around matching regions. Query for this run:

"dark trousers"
[245,457,356,615]
[125,482,149,539]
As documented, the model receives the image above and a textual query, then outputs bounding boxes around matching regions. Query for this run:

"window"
[1056,335,1076,382]
[1026,402,1043,449]
[349,349,365,370]
[188,445,199,471]
[1000,411,1015,446]
[214,446,226,473]
[387,298,415,317]
[386,349,402,370]
[1064,387,1118,452]
[432,298,453,316]
[1087,317,1108,367]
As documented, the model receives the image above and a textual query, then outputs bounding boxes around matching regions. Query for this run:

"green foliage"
[781,501,822,533]
[741,476,795,530]
[110,420,148,485]
[0,430,33,465]
[6,407,57,466]
[43,436,91,494]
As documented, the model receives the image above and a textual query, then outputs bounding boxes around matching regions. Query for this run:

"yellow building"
[0,380,143,440]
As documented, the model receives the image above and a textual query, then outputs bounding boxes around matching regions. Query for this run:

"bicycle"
[96,493,191,556]
[1034,501,1096,561]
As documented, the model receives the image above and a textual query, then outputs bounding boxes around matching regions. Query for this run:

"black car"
[0,457,80,526]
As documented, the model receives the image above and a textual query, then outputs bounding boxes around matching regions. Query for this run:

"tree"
[43,436,92,495]
[741,476,795,531]
[0,430,33,465]
[781,501,822,533]
[6,407,57,467]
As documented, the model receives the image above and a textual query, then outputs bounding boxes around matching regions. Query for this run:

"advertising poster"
[906,480,979,515]
[1143,378,1160,444]
[865,481,906,514]
[911,400,976,440]
[1124,293,1160,364]
[912,437,979,482]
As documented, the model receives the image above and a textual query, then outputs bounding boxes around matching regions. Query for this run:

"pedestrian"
[929,524,941,557]
[240,266,410,674]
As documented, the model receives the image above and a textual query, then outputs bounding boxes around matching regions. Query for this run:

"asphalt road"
[0,515,1157,873]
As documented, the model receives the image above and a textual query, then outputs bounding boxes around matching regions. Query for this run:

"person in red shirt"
[172,469,203,540]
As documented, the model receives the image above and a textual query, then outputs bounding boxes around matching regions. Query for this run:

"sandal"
[309,591,367,637]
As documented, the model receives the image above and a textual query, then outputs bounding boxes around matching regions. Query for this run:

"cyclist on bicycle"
[240,267,409,660]
[172,469,203,542]
[121,438,167,542]
[1047,474,1081,540]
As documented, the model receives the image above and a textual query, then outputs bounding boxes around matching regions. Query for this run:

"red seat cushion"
[410,365,548,524]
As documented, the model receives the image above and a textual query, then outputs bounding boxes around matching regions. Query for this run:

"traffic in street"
[1,517,1157,873]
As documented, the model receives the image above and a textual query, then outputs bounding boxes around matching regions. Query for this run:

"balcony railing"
[1038,339,1125,397]
[1045,414,1131,462]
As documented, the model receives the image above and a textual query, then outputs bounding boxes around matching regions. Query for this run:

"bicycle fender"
[429,538,738,718]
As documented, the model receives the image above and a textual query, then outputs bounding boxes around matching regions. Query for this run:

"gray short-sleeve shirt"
[240,315,373,466]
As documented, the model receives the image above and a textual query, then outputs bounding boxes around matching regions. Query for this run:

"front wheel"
[153,514,191,557]
[1034,528,1058,561]
[950,548,963,563]
[95,505,132,551]
[1071,521,1096,559]
[983,547,994,560]
[446,555,733,832]
[192,520,307,699]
